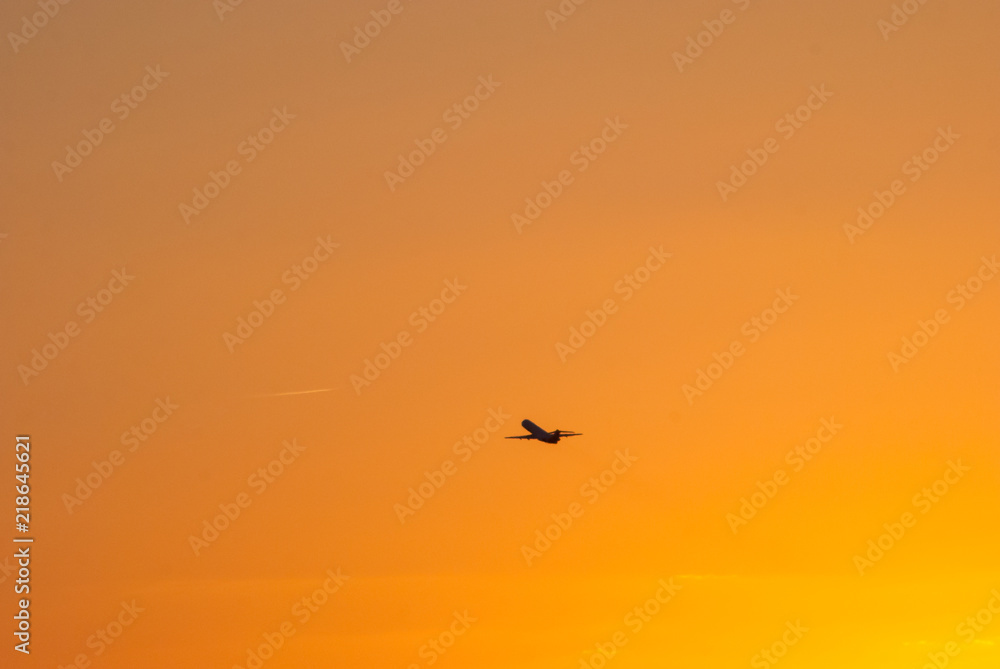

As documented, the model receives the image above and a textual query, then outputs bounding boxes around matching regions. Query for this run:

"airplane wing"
[557,431,583,437]
[505,434,535,440]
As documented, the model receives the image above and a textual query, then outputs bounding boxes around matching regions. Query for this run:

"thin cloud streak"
[252,388,336,398]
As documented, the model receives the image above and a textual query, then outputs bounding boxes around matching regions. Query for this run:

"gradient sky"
[2,0,999,667]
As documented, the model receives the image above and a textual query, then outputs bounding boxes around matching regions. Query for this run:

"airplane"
[505,419,582,444]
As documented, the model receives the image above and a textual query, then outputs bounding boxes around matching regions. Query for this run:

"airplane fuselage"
[505,419,581,443]
[523,419,560,443]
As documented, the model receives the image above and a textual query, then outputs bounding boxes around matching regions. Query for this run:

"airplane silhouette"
[505,419,582,444]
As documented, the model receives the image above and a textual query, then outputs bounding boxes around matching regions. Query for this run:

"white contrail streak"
[253,388,335,398]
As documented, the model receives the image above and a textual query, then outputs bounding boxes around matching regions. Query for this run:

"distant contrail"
[253,388,335,398]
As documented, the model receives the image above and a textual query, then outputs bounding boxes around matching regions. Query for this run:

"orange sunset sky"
[2,0,999,667]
